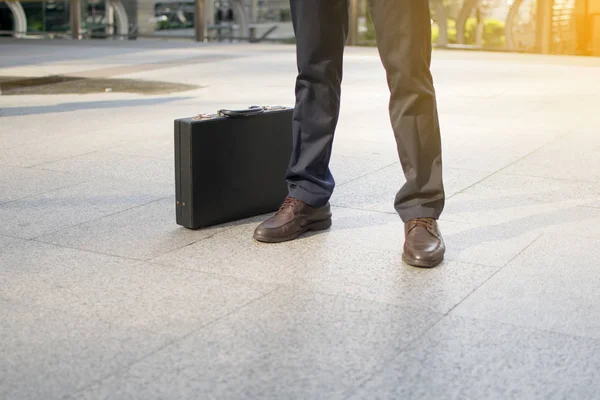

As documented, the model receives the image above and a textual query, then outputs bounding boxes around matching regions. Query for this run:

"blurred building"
[0,0,598,56]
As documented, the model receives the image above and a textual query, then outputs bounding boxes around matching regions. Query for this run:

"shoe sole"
[402,254,444,268]
[253,218,332,243]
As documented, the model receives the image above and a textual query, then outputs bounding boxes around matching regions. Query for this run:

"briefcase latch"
[193,113,217,121]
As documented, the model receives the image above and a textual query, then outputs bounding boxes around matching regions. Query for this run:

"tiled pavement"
[1,39,600,399]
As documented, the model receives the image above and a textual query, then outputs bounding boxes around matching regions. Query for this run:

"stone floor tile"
[440,129,562,172]
[440,217,542,267]
[104,135,175,161]
[35,196,228,260]
[451,173,600,206]
[451,233,600,339]
[76,288,442,400]
[37,152,174,184]
[152,208,499,314]
[0,131,139,168]
[349,316,600,400]
[0,179,172,239]
[329,155,396,186]
[0,165,84,204]
[29,262,278,336]
[0,126,70,149]
[331,165,490,213]
[502,132,600,182]
[331,138,399,162]
[0,303,170,400]
[0,236,142,304]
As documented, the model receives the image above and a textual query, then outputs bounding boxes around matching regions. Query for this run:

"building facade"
[0,0,599,56]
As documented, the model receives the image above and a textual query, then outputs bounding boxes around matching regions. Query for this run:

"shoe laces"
[278,196,303,212]
[412,218,435,229]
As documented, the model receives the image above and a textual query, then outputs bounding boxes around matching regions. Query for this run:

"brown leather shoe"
[403,218,445,268]
[253,196,332,243]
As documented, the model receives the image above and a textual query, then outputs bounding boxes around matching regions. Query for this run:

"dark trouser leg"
[286,0,349,207]
[369,0,445,222]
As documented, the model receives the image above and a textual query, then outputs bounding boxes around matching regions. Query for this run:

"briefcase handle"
[217,106,265,118]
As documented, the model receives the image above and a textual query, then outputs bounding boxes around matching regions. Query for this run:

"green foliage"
[462,17,506,47]
[363,12,505,48]
[362,11,376,41]
[155,20,193,31]
[432,19,458,44]
[28,21,44,32]
[157,20,169,30]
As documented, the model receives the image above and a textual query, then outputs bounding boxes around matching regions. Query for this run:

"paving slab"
[330,138,399,162]
[440,219,542,268]
[76,288,442,400]
[502,131,600,182]
[349,316,600,400]
[36,197,230,260]
[37,151,175,184]
[329,155,396,186]
[451,233,600,339]
[0,302,170,400]
[0,235,143,304]
[0,165,84,204]
[0,125,74,150]
[2,40,600,398]
[152,208,499,314]
[0,179,172,239]
[104,135,175,161]
[0,130,146,167]
[439,128,564,172]
[331,164,490,213]
[442,173,600,239]
[21,261,277,337]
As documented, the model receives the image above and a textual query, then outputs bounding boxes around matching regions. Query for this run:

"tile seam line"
[0,181,87,207]
[343,231,545,399]
[328,204,397,215]
[28,238,148,263]
[345,311,600,400]
[142,224,240,261]
[494,170,600,184]
[14,265,282,336]
[28,195,174,241]
[146,259,503,334]
[0,181,90,206]
[440,313,600,344]
[0,144,100,166]
[335,161,400,188]
[61,285,283,400]
[32,148,174,170]
[450,129,577,197]
[0,175,171,208]
[98,150,174,162]
[442,232,545,317]
[20,150,101,169]
[341,312,448,400]
[26,150,106,169]
[149,220,600,270]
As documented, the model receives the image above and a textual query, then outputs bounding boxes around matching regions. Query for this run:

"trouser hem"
[396,204,443,223]
[287,184,331,208]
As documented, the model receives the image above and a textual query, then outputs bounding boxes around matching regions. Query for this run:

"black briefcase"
[174,106,293,229]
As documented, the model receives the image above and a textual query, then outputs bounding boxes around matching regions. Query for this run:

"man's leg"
[285,0,349,207]
[253,0,348,243]
[369,0,446,267]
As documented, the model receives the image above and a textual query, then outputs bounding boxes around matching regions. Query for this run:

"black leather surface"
[175,108,293,229]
